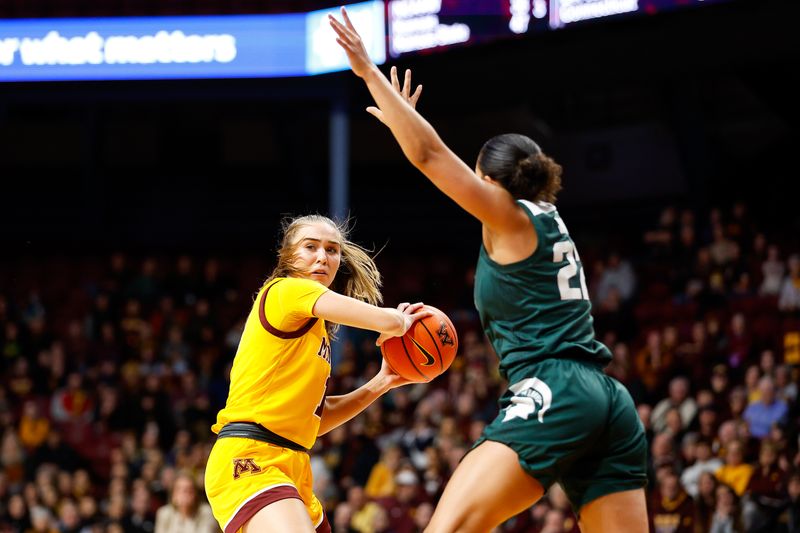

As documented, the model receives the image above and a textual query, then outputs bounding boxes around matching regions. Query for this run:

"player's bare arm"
[329,8,527,235]
[312,292,431,339]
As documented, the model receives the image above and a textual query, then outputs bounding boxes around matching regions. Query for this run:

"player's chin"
[310,272,332,286]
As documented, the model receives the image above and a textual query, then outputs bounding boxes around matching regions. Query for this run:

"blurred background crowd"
[1,200,799,533]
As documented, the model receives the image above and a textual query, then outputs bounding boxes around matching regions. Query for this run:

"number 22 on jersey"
[552,214,589,301]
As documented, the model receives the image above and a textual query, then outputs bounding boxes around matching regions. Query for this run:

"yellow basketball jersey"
[212,277,332,450]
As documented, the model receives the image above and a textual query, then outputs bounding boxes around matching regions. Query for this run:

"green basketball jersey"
[474,200,611,378]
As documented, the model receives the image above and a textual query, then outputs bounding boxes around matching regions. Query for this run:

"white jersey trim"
[518,199,556,216]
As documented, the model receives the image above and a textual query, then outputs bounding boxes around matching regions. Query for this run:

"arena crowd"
[1,202,798,533]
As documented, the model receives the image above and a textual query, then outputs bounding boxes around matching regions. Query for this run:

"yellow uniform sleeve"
[264,277,329,333]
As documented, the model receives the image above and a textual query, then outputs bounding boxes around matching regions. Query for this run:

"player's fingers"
[409,309,434,322]
[396,302,410,312]
[404,302,425,314]
[403,69,412,99]
[366,107,385,123]
[329,19,349,43]
[341,6,358,32]
[335,37,350,51]
[375,333,390,346]
[391,66,400,92]
[328,14,355,43]
[410,84,423,107]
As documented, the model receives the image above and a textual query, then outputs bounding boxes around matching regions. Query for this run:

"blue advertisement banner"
[0,1,385,82]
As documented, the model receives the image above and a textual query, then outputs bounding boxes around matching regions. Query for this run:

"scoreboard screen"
[0,0,732,81]
[388,0,732,57]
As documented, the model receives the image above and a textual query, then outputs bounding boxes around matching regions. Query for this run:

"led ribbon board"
[387,0,732,57]
[0,0,385,82]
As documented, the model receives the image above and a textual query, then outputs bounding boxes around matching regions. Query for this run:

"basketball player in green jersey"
[330,8,648,533]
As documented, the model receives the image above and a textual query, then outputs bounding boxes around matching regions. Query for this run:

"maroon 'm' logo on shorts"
[232,458,262,480]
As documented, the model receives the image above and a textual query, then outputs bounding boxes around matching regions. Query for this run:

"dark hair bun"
[477,134,563,203]
[511,154,562,203]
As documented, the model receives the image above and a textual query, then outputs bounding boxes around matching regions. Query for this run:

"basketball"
[380,305,458,382]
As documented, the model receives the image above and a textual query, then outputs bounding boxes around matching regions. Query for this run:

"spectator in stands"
[728,387,749,424]
[709,223,739,267]
[650,470,696,533]
[694,471,718,532]
[5,493,30,532]
[709,365,731,413]
[154,471,216,533]
[725,314,752,370]
[697,405,720,443]
[778,254,800,312]
[364,445,403,499]
[375,467,422,533]
[349,485,383,533]
[650,433,680,482]
[786,471,800,533]
[715,440,754,496]
[125,481,156,533]
[652,377,697,434]
[743,376,789,439]
[413,502,434,532]
[709,483,743,533]
[333,501,356,533]
[774,364,798,404]
[56,499,81,533]
[18,400,49,452]
[744,367,762,404]
[594,252,636,303]
[644,206,677,257]
[760,245,785,296]
[681,439,723,498]
[635,330,674,401]
[29,504,56,533]
[50,373,93,424]
[742,440,788,532]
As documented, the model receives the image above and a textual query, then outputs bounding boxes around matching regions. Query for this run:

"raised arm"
[329,8,524,233]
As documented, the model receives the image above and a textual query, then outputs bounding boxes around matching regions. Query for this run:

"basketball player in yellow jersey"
[205,214,431,533]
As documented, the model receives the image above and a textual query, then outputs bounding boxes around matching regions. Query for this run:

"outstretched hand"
[329,7,422,123]
[367,66,423,125]
[328,7,375,79]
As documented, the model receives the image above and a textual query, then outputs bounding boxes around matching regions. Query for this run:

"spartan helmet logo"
[502,377,553,423]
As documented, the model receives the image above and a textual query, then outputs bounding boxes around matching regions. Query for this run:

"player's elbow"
[406,144,433,169]
[408,143,444,175]
[406,130,445,170]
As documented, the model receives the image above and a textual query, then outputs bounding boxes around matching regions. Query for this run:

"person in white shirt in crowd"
[651,377,697,434]
[778,254,800,311]
[759,245,784,296]
[681,439,723,498]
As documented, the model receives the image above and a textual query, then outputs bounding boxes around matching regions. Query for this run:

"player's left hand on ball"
[377,356,418,389]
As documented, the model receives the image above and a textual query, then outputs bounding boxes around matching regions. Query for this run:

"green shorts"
[475,358,648,511]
